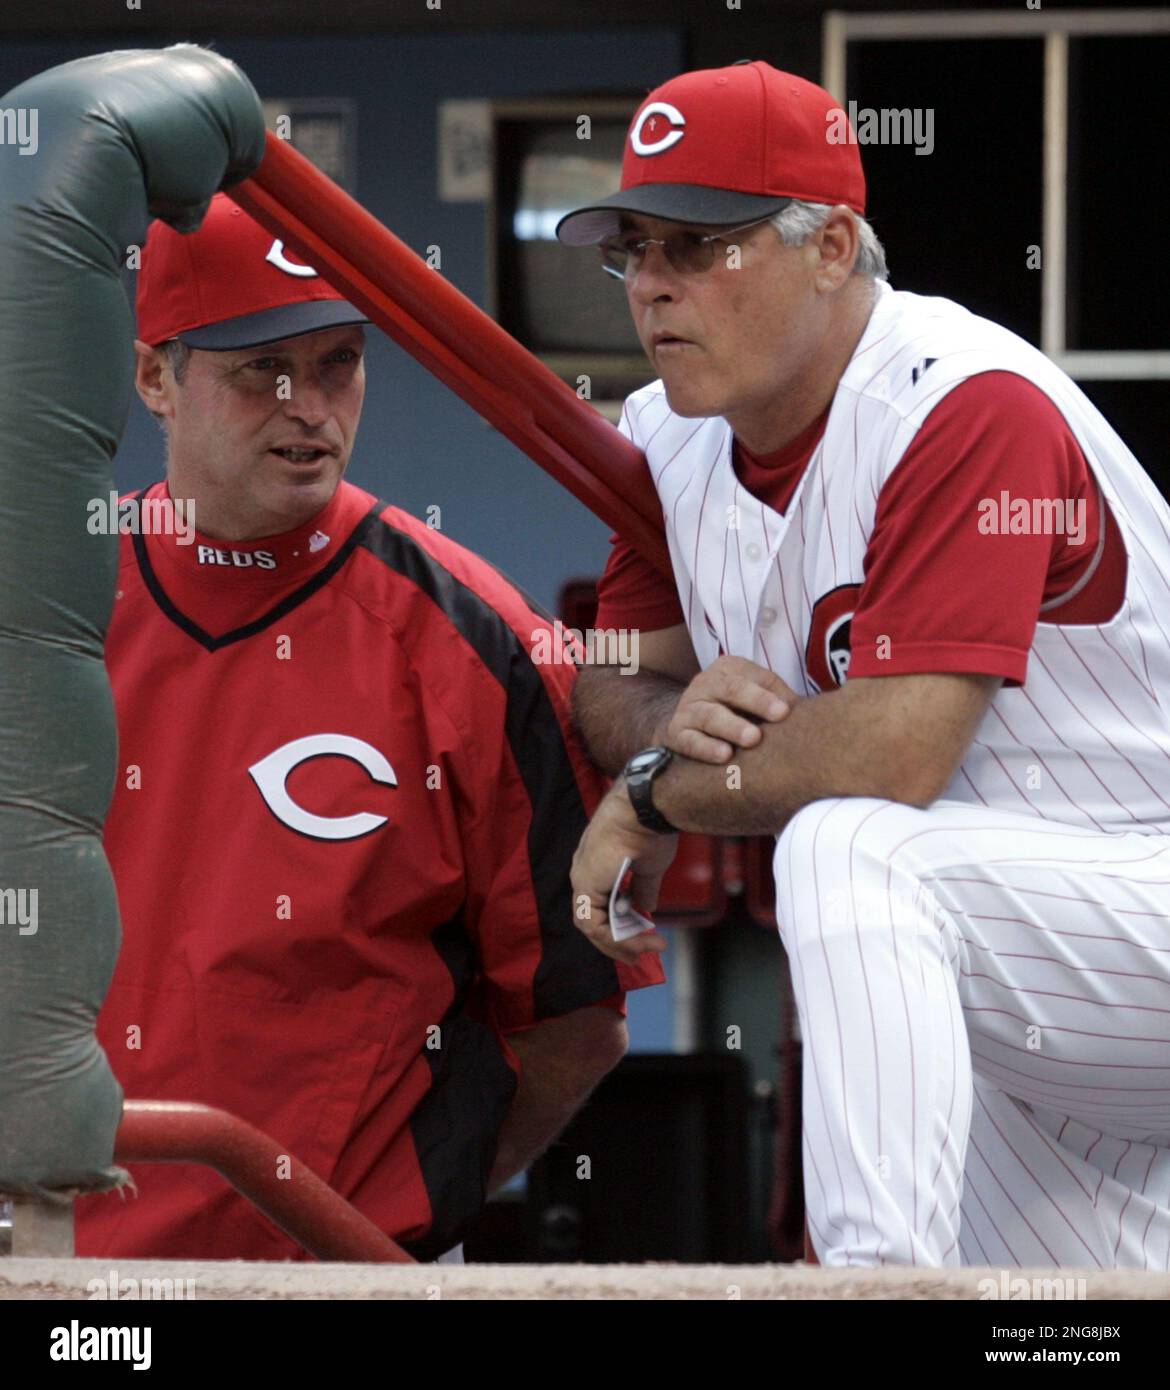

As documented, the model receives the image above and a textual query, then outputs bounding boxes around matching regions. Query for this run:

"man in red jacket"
[75,194,663,1262]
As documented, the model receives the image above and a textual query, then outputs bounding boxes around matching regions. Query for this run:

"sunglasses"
[598,215,777,281]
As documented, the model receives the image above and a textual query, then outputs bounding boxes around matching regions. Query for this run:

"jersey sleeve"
[459,616,665,1035]
[594,391,686,633]
[848,371,1101,688]
[593,533,686,634]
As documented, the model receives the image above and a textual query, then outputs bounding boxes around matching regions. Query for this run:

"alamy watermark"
[977,492,1086,546]
[0,887,37,936]
[979,1270,1088,1300]
[50,1321,151,1370]
[87,492,195,545]
[530,621,640,675]
[826,101,934,157]
[87,1268,197,1300]
[0,106,38,156]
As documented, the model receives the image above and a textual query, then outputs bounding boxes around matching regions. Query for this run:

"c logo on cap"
[630,101,686,157]
[265,239,319,279]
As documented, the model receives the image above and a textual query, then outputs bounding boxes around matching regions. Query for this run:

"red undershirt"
[595,372,1127,687]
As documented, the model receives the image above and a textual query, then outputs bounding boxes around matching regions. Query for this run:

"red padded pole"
[115,1100,413,1264]
[229,134,673,580]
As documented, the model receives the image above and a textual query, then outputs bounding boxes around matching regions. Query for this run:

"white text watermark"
[87,493,195,545]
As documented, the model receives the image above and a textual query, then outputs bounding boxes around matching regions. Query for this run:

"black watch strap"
[623,746,679,834]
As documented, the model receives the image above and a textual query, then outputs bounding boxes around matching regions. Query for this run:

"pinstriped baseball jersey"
[618,279,1170,1270]
[620,279,1170,834]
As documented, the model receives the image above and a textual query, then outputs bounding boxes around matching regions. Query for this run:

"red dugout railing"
[114,1102,413,1264]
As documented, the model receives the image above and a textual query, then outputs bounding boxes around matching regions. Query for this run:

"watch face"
[628,748,665,776]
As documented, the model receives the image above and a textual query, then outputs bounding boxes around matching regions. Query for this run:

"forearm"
[487,1007,626,1191]
[571,665,684,776]
[651,680,939,837]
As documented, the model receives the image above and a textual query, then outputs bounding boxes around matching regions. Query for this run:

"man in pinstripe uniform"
[559,62,1170,1268]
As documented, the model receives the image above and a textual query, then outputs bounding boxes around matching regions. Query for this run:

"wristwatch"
[622,746,679,834]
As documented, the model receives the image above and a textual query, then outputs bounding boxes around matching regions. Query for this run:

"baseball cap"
[555,61,866,245]
[136,192,369,350]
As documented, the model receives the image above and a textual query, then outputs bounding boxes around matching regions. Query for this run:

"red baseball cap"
[556,61,866,245]
[136,193,368,350]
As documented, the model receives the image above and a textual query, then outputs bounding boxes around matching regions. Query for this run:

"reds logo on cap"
[265,241,319,279]
[555,63,866,248]
[136,192,367,351]
[630,101,686,156]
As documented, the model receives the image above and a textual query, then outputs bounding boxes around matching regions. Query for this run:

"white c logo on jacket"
[248,734,397,840]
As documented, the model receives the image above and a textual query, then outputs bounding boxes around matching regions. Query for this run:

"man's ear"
[813,206,861,292]
[134,338,171,419]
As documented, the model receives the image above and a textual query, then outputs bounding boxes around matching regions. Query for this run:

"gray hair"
[144,340,192,448]
[160,338,191,385]
[770,200,889,281]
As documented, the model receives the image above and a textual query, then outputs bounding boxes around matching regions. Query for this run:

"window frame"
[822,7,1170,381]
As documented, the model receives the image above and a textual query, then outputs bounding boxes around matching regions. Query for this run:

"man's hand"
[663,655,799,764]
[489,1006,628,1192]
[571,781,678,963]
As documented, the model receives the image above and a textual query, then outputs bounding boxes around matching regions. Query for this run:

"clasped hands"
[571,656,801,961]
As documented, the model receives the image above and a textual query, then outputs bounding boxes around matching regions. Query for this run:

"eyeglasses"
[598,215,776,281]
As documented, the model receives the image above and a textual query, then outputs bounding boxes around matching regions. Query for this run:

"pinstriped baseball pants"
[773,796,1170,1269]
